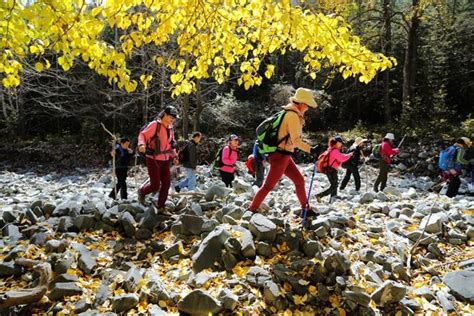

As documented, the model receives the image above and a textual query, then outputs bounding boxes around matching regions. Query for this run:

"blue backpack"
[438,146,457,171]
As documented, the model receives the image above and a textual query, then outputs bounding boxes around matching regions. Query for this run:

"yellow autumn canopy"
[0,0,396,95]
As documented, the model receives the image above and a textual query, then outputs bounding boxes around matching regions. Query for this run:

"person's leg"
[340,168,352,190]
[157,161,171,208]
[249,153,289,211]
[284,158,307,208]
[353,167,361,191]
[374,160,384,192]
[117,169,128,199]
[140,157,161,196]
[329,171,338,197]
[317,171,336,198]
[220,170,234,187]
[179,168,191,189]
[446,175,461,198]
[380,161,389,191]
[253,161,265,187]
[188,168,197,190]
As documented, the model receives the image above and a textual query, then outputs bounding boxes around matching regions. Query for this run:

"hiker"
[249,141,267,187]
[109,137,134,200]
[219,134,239,188]
[137,106,179,212]
[440,137,471,198]
[175,132,202,192]
[340,137,367,192]
[373,133,400,192]
[315,136,353,203]
[248,88,319,213]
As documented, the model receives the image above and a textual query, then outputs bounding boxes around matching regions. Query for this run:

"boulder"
[192,227,230,272]
[371,280,406,306]
[177,290,221,315]
[111,294,139,313]
[443,270,474,303]
[48,282,83,300]
[249,214,277,243]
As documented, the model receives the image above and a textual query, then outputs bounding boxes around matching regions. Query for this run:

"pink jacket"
[328,147,353,169]
[138,120,177,161]
[380,140,400,164]
[220,145,238,173]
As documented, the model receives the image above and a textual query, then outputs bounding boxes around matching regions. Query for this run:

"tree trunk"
[193,82,203,131]
[181,94,189,139]
[402,0,420,109]
[382,0,392,123]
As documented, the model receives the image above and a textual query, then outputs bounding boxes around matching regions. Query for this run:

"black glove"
[310,146,320,156]
[170,139,178,149]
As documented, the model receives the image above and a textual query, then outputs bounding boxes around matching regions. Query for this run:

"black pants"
[340,164,361,191]
[110,168,128,199]
[317,169,338,198]
[220,170,235,188]
[252,160,265,187]
[374,160,389,192]
[446,175,461,198]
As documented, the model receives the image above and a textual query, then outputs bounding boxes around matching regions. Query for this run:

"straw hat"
[290,88,317,108]
[354,137,368,146]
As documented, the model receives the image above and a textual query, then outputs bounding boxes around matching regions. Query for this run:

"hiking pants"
[374,160,389,192]
[316,169,338,198]
[179,167,197,190]
[140,158,171,208]
[220,170,235,188]
[249,152,306,211]
[109,168,128,199]
[446,175,461,198]
[252,159,265,187]
[340,164,361,191]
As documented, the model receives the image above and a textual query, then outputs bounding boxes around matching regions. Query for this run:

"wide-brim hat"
[290,88,317,108]
[460,137,472,147]
[354,137,368,146]
[384,133,395,140]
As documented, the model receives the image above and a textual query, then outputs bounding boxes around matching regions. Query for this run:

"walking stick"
[101,123,118,199]
[302,162,317,227]
[397,134,407,149]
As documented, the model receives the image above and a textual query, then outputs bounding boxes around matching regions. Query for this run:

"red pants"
[139,158,171,208]
[249,152,307,211]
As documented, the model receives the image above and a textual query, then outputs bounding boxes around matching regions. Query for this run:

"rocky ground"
[0,163,473,315]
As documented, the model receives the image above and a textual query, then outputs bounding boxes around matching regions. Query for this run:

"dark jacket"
[114,144,134,169]
[182,140,198,169]
[344,145,363,167]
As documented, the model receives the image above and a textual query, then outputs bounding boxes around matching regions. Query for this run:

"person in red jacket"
[315,136,353,203]
[373,133,400,192]
[137,106,179,213]
[219,134,239,187]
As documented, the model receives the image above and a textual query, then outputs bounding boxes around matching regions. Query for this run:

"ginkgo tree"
[0,0,396,96]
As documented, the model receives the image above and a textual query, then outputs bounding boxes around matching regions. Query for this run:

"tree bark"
[181,94,189,139]
[192,82,203,132]
[402,0,420,109]
[382,0,392,123]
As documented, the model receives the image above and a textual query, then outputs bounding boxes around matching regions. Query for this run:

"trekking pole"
[397,134,407,149]
[302,161,317,228]
[101,123,118,199]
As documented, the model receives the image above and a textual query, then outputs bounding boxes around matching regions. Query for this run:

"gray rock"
[256,241,272,257]
[443,270,474,303]
[53,274,79,283]
[218,288,238,311]
[45,240,67,253]
[190,203,203,216]
[74,214,96,231]
[74,298,91,314]
[192,227,230,272]
[111,294,139,313]
[145,271,171,303]
[360,192,375,204]
[162,241,183,261]
[232,226,255,258]
[384,187,402,197]
[2,224,21,237]
[246,266,272,288]
[94,282,111,306]
[371,280,406,306]
[200,219,219,233]
[180,214,204,235]
[48,282,83,300]
[0,262,24,277]
[54,251,75,274]
[435,291,455,313]
[148,304,167,316]
[124,265,142,292]
[324,251,351,276]
[205,185,228,201]
[309,217,332,231]
[78,251,97,274]
[342,290,371,307]
[303,240,322,258]
[264,280,287,309]
[53,201,82,217]
[249,214,277,243]
[414,286,435,301]
[2,210,17,223]
[25,209,39,224]
[177,289,221,315]
[120,212,136,237]
[419,212,448,234]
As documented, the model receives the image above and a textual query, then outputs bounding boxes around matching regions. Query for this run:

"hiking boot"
[156,207,173,216]
[174,185,181,193]
[137,189,145,205]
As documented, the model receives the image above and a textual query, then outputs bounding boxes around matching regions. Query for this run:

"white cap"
[384,133,395,140]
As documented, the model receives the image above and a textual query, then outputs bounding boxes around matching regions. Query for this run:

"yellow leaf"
[158,300,167,308]
[35,62,44,72]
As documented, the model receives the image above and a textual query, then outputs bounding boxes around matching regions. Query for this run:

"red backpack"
[245,155,256,175]
[317,148,335,173]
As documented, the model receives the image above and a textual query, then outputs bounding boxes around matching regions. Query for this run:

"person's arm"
[382,142,400,156]
[221,146,235,166]
[286,112,311,153]
[333,150,353,164]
